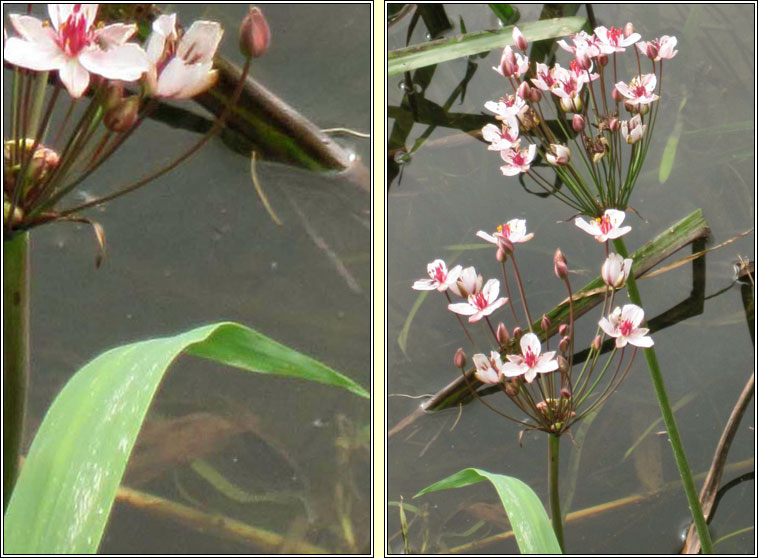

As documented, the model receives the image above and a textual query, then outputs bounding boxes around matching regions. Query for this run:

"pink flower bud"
[572,114,585,132]
[624,22,635,38]
[557,355,569,374]
[597,53,609,67]
[609,118,619,132]
[554,248,569,280]
[104,95,140,133]
[454,348,467,369]
[240,6,271,59]
[496,247,507,262]
[517,81,531,100]
[498,235,514,254]
[645,42,659,61]
[546,144,571,166]
[591,336,602,352]
[497,323,510,345]
[103,82,124,112]
[505,380,520,397]
[541,314,551,331]
[612,87,623,102]
[558,324,568,336]
[512,26,528,51]
[559,336,569,353]
[529,88,542,103]
[560,387,572,399]
[512,327,523,339]
[575,50,591,71]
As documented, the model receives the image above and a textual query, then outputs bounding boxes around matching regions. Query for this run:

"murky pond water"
[5,3,370,554]
[387,4,754,554]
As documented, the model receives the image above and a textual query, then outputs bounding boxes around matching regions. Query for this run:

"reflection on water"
[388,4,753,554]
[12,3,370,554]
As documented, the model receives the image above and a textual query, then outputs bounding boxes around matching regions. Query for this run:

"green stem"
[612,235,713,554]
[3,232,30,510]
[548,433,565,553]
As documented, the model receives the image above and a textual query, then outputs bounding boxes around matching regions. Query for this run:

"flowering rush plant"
[413,213,650,437]
[483,23,677,217]
[3,4,268,243]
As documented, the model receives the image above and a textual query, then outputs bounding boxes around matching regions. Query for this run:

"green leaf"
[659,94,688,184]
[415,468,562,554]
[4,322,368,554]
[388,17,586,76]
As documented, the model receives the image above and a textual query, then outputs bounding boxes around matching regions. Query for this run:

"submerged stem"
[612,235,713,554]
[3,232,30,510]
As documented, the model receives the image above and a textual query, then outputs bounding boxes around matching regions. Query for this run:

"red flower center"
[597,215,613,234]
[608,27,623,46]
[497,223,511,238]
[523,347,538,368]
[473,292,488,310]
[58,5,92,57]
[432,264,446,283]
[619,319,634,337]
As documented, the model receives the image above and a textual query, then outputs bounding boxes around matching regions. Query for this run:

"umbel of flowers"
[482,23,677,217]
[3,4,269,243]
[413,211,651,436]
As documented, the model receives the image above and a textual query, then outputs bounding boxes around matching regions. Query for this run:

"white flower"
[599,304,654,348]
[473,351,504,384]
[574,209,632,242]
[412,259,462,292]
[476,218,534,246]
[448,278,508,323]
[449,266,482,298]
[3,4,149,97]
[601,253,634,288]
[501,332,558,383]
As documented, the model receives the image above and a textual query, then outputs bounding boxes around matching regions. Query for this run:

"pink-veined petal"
[412,279,437,291]
[500,164,521,177]
[177,20,223,64]
[501,361,527,378]
[574,217,600,236]
[3,37,65,71]
[79,43,150,81]
[598,317,617,338]
[58,57,91,97]
[146,14,177,64]
[627,330,654,347]
[535,353,559,373]
[482,279,500,302]
[476,230,498,244]
[520,333,541,357]
[615,336,628,349]
[523,368,538,383]
[479,297,508,318]
[621,304,645,327]
[605,225,632,239]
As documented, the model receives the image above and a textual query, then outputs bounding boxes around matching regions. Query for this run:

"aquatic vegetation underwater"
[3,3,369,553]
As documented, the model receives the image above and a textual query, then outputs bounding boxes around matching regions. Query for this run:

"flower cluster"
[413,210,652,435]
[3,4,268,245]
[482,23,678,217]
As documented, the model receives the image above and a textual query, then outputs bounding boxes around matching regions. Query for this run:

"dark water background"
[387,4,754,554]
[4,3,371,554]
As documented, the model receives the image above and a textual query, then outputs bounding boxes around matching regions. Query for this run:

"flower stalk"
[3,232,30,510]
[612,236,713,554]
[548,433,565,552]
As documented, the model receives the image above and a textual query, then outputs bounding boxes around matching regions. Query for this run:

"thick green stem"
[612,236,713,554]
[548,433,565,553]
[3,232,30,510]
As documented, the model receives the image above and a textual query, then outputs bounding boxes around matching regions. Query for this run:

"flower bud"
[505,380,520,397]
[612,87,623,102]
[496,323,510,345]
[517,81,531,101]
[572,114,585,132]
[553,248,568,280]
[560,387,572,399]
[103,82,124,112]
[239,6,271,59]
[644,41,659,61]
[529,88,542,103]
[558,324,568,336]
[597,53,609,67]
[454,348,467,369]
[104,95,140,133]
[609,118,619,132]
[591,335,602,352]
[575,50,591,71]
[497,235,514,254]
[512,326,523,339]
[559,336,569,353]
[623,22,635,38]
[557,355,569,374]
[512,26,528,51]
[541,314,551,331]
[496,247,507,262]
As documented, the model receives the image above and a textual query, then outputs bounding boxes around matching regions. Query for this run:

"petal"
[621,304,645,327]
[448,302,477,316]
[535,356,559,373]
[475,367,500,384]
[58,58,90,97]
[9,14,57,45]
[482,124,502,143]
[500,164,521,176]
[628,332,654,347]
[427,259,447,276]
[482,279,500,301]
[476,231,498,244]
[606,224,632,239]
[79,43,150,81]
[574,217,599,236]
[445,265,463,284]
[95,23,138,47]
[178,20,223,64]
[598,317,618,337]
[3,37,65,71]
[523,368,537,383]
[615,336,628,349]
[481,297,508,317]
[412,279,436,291]
[520,333,541,357]
[501,361,527,378]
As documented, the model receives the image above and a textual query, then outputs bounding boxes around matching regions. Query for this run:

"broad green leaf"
[388,17,586,76]
[488,4,520,26]
[4,322,368,554]
[415,468,562,554]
